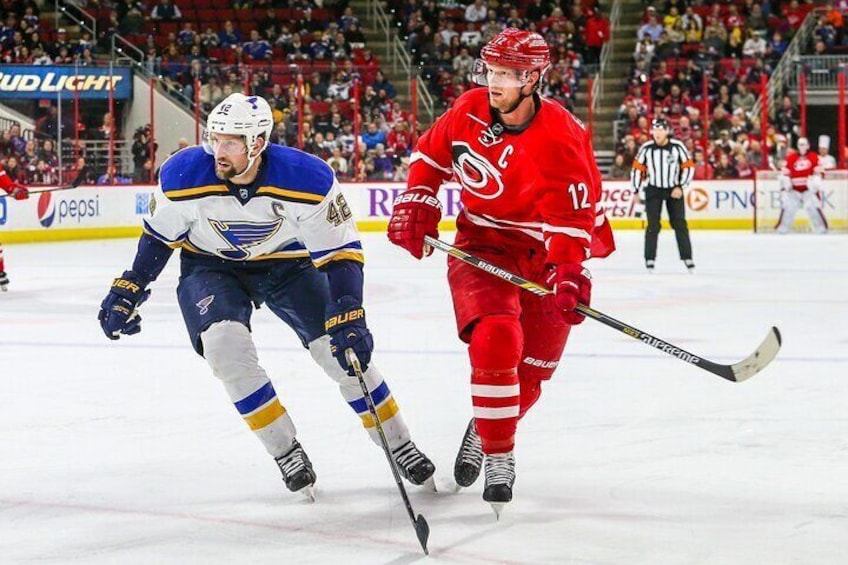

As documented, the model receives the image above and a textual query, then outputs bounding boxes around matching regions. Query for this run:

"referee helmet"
[651,117,670,130]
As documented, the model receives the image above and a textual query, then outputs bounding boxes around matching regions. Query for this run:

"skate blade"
[421,477,437,493]
[490,502,505,520]
[296,485,316,503]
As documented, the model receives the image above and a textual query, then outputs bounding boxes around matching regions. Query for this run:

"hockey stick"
[345,349,430,555]
[423,236,782,383]
[27,171,86,195]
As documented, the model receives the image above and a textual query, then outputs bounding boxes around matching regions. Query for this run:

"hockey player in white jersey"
[98,93,435,497]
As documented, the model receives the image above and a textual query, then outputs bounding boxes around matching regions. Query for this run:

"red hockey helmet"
[480,28,551,74]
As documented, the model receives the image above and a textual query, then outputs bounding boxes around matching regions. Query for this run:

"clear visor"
[204,131,248,155]
[471,59,532,88]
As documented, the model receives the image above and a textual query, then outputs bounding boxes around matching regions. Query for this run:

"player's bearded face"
[210,134,249,179]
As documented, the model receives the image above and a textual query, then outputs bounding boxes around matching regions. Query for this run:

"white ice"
[1,231,846,565]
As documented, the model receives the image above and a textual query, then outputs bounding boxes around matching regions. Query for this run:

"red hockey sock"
[469,315,522,454]
[0,245,5,272]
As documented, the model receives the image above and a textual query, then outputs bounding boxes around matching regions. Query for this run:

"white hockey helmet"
[797,136,810,154]
[207,93,274,156]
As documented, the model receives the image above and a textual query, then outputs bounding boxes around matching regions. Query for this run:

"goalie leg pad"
[202,321,297,458]
[802,190,829,233]
[308,335,410,450]
[469,316,523,454]
[776,190,802,233]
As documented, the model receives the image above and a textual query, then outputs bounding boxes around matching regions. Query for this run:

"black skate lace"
[277,445,307,479]
[485,452,516,486]
[458,424,484,467]
[393,441,425,471]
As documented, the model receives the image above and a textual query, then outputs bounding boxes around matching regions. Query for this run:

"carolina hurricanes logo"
[452,142,504,199]
[793,157,811,171]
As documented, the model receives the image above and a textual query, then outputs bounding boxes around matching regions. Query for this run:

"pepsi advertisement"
[0,65,133,100]
[0,186,153,243]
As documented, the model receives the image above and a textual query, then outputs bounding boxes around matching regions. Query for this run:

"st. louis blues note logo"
[209,219,282,260]
[196,295,215,315]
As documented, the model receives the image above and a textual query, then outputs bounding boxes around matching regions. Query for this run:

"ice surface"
[1,231,846,564]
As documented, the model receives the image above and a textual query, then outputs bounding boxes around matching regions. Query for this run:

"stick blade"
[730,326,782,382]
[414,514,430,555]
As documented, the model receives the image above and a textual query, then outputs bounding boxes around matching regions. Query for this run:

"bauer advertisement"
[1,179,845,243]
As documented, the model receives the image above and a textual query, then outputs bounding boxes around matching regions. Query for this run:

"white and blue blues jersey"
[145,144,362,268]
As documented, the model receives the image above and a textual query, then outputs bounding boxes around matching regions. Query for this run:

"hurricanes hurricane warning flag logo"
[209,219,282,260]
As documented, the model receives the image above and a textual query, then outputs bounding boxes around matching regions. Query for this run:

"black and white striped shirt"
[630,139,694,190]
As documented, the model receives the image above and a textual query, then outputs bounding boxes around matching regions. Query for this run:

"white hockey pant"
[777,189,828,234]
[202,321,297,459]
[308,335,411,450]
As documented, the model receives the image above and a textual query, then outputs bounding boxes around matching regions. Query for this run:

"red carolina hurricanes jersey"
[781,151,819,191]
[0,163,17,193]
[407,88,614,265]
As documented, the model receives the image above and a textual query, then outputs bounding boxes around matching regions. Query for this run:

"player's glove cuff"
[325,296,373,375]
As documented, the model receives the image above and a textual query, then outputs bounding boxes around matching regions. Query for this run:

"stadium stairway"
[349,0,420,114]
[574,0,643,165]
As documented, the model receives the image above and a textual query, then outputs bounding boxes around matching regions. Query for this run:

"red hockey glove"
[545,264,592,325]
[387,188,441,259]
[11,183,29,200]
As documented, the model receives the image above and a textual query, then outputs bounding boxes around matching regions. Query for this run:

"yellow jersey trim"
[360,398,399,429]
[164,184,230,201]
[313,250,365,268]
[244,400,287,431]
[256,186,325,204]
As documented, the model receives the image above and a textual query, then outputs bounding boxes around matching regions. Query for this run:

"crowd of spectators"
[3,0,611,183]
[389,0,609,112]
[7,0,847,185]
[610,0,847,180]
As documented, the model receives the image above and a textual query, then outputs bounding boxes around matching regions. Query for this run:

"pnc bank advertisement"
[1,180,845,243]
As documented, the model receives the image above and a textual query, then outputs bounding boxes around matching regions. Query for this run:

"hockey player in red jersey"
[0,162,30,291]
[387,28,615,514]
[776,137,828,234]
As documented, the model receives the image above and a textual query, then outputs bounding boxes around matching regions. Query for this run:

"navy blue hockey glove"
[98,270,151,340]
[325,295,373,375]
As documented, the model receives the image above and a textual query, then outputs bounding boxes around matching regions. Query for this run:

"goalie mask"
[205,93,274,180]
[797,137,810,155]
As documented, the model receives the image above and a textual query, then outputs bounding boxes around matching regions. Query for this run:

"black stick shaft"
[345,350,430,555]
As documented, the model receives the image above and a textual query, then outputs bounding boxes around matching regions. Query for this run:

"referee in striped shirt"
[631,118,696,272]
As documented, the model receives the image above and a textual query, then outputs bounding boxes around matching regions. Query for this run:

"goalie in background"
[776,137,828,234]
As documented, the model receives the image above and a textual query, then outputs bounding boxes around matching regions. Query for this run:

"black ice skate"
[645,260,655,273]
[482,451,515,519]
[392,441,436,488]
[0,271,8,292]
[275,439,316,501]
[454,419,483,488]
[684,259,695,274]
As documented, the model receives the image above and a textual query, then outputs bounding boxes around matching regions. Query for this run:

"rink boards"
[1,179,846,243]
